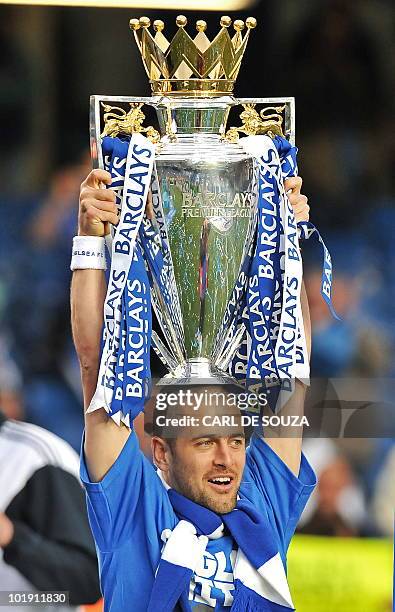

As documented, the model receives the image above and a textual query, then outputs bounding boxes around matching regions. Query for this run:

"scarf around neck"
[148,474,295,612]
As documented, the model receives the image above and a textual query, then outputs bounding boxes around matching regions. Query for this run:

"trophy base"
[157,358,241,388]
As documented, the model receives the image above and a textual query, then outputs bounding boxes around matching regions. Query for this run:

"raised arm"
[71,169,130,482]
[262,177,311,476]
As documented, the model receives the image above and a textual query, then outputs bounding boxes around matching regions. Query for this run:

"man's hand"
[145,190,154,220]
[78,169,118,237]
[285,176,309,223]
[0,513,14,548]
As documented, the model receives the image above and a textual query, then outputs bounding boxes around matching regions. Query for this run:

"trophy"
[90,15,296,391]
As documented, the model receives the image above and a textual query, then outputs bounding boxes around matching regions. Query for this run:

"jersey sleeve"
[4,465,101,605]
[242,434,316,557]
[80,431,172,552]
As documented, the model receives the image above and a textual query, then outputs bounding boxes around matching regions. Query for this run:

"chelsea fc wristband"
[70,235,107,271]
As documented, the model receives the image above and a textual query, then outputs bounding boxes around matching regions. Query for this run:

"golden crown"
[130,15,257,97]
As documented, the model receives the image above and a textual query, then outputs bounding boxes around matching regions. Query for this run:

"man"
[0,410,101,611]
[72,169,315,611]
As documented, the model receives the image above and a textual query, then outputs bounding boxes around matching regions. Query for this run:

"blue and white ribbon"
[88,133,154,425]
[298,221,340,321]
[224,135,337,412]
[88,132,338,423]
[248,136,306,408]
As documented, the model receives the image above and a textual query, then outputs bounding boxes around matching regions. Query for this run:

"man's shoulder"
[1,419,79,477]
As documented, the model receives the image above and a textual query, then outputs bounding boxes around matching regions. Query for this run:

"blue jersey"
[80,433,316,611]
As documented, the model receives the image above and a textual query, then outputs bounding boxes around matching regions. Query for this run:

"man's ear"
[151,436,172,472]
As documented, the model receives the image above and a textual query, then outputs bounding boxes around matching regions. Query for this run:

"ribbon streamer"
[88,133,338,424]
[88,133,155,424]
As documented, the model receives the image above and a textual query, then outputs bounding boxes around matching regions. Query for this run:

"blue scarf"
[148,486,295,611]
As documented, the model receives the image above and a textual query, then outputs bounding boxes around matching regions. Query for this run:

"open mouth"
[207,476,234,493]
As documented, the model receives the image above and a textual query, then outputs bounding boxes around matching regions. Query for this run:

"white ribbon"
[242,136,309,403]
[88,134,155,417]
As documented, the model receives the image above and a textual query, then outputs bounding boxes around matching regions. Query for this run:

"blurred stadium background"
[0,0,393,610]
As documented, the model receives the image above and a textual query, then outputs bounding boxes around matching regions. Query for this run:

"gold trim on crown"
[130,15,257,97]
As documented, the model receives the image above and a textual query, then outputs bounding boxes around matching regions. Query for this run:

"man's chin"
[200,492,237,514]
[172,476,239,514]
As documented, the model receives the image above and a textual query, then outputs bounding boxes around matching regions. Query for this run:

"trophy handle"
[90,95,104,170]
[232,97,295,145]
[89,95,296,164]
[89,95,159,169]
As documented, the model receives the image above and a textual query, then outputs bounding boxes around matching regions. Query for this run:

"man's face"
[166,433,246,514]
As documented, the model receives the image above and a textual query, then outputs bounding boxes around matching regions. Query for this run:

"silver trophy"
[90,15,295,385]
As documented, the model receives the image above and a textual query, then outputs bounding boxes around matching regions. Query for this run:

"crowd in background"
[0,0,394,543]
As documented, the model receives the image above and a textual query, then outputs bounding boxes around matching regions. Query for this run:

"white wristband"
[70,236,107,271]
[105,232,113,256]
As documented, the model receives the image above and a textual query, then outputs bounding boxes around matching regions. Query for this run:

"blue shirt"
[80,433,316,611]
